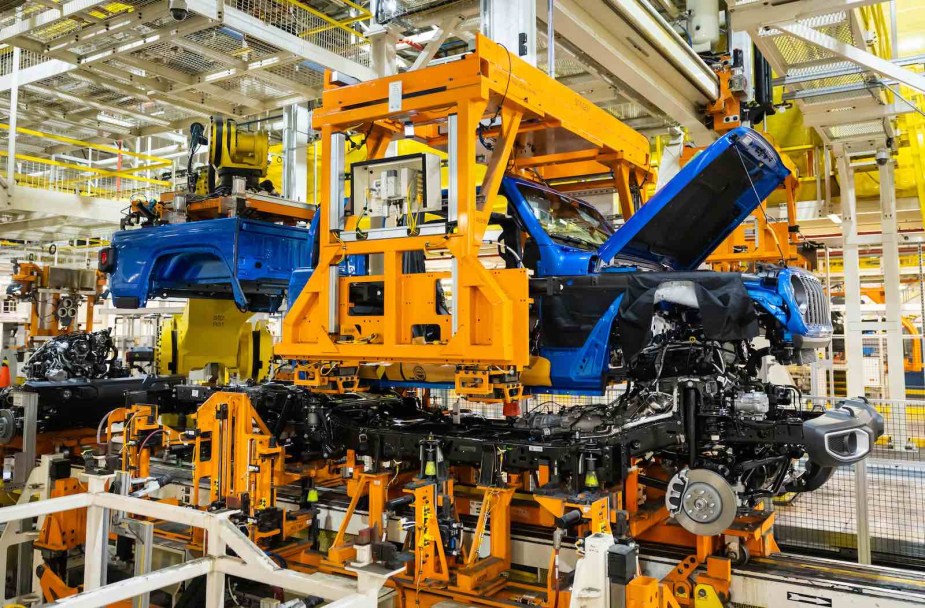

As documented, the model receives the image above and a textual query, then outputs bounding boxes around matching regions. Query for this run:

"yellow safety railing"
[285,0,372,39]
[0,124,172,199]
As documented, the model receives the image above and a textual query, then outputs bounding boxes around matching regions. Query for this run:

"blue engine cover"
[108,218,311,312]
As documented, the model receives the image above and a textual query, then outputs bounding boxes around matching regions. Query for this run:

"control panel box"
[350,153,442,227]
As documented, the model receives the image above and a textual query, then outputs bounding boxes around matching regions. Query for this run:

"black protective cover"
[617,272,759,362]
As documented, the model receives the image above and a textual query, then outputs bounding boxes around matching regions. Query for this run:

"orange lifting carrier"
[276,34,654,401]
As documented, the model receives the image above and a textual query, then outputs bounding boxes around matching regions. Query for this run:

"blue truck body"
[106,218,311,313]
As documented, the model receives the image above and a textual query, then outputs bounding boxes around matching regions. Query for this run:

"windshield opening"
[518,184,613,251]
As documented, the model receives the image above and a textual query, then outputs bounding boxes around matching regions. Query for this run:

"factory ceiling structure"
[0,0,920,244]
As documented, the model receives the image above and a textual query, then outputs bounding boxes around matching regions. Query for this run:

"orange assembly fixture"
[276,33,653,400]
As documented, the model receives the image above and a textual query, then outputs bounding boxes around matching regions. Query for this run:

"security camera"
[875,148,889,166]
[169,0,189,21]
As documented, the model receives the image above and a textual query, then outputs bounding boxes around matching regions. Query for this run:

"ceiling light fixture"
[96,113,134,128]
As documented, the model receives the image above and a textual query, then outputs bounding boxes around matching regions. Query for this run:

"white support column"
[204,516,229,608]
[282,103,310,203]
[546,0,555,77]
[83,473,114,591]
[837,150,872,565]
[838,152,864,399]
[879,152,910,448]
[130,520,154,608]
[5,45,19,202]
[480,0,536,66]
[14,391,36,598]
[367,6,401,79]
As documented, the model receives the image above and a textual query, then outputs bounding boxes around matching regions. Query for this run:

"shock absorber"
[683,382,698,467]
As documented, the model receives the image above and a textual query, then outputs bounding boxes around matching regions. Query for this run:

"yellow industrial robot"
[124,115,310,227]
[156,299,273,383]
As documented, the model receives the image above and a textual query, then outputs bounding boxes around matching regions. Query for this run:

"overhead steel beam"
[0,16,212,92]
[123,51,317,108]
[68,69,156,104]
[729,0,884,30]
[151,89,244,117]
[31,0,62,9]
[0,215,102,236]
[45,1,171,52]
[81,62,173,94]
[0,98,118,139]
[170,37,249,69]
[0,187,124,223]
[44,116,199,154]
[160,53,301,93]
[410,16,462,70]
[76,16,213,64]
[783,81,888,101]
[0,59,74,92]
[250,68,320,100]
[23,84,172,127]
[550,0,717,144]
[185,0,376,82]
[116,56,197,88]
[774,54,925,86]
[777,22,925,94]
[0,0,110,44]
[801,101,917,127]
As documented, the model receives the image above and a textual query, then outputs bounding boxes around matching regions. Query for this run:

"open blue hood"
[597,127,791,271]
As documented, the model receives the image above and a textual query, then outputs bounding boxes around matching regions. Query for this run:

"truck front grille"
[793,273,830,327]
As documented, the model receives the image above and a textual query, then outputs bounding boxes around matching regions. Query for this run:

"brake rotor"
[666,468,737,536]
[0,409,17,445]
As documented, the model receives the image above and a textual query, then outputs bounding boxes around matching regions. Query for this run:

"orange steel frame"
[276,34,652,397]
[192,392,311,543]
[155,191,313,224]
[33,42,783,608]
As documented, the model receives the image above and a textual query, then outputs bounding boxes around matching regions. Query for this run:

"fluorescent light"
[96,113,134,128]
[827,213,843,224]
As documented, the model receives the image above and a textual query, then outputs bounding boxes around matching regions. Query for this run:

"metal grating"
[602,101,650,121]
[226,0,370,65]
[214,74,287,100]
[137,40,224,75]
[265,61,324,90]
[827,120,888,139]
[772,21,855,67]
[798,88,885,108]
[0,0,375,155]
[0,0,44,28]
[536,54,587,79]
[745,0,897,146]
[185,26,281,61]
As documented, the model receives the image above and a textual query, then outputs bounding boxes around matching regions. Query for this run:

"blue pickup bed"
[106,218,310,313]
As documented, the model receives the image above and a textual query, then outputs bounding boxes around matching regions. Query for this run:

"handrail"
[2,474,398,608]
